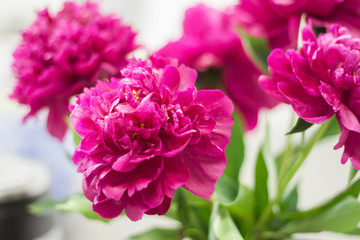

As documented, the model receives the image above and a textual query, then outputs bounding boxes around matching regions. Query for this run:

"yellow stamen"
[133,90,138,98]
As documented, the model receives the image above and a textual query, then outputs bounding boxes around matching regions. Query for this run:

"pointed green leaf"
[170,188,211,237]
[55,194,110,223]
[254,148,269,218]
[215,183,255,235]
[286,118,313,135]
[286,177,360,220]
[280,197,360,234]
[279,185,298,213]
[223,111,245,182]
[210,202,244,240]
[129,228,181,240]
[349,167,358,183]
[175,188,190,227]
[320,116,340,141]
[214,174,239,204]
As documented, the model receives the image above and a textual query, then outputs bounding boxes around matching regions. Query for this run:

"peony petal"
[290,51,321,96]
[182,143,226,198]
[145,195,172,216]
[93,196,124,219]
[334,127,360,170]
[278,81,334,123]
[47,100,69,141]
[124,192,150,221]
[196,90,234,120]
[337,103,360,132]
[258,75,290,103]
[162,65,180,92]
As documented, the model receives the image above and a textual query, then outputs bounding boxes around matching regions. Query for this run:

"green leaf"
[280,197,360,234]
[171,188,211,237]
[175,188,190,226]
[209,202,244,240]
[349,167,358,183]
[216,183,255,236]
[254,148,269,218]
[129,228,182,240]
[55,194,110,223]
[279,185,298,213]
[28,199,56,216]
[223,111,245,182]
[286,118,313,135]
[320,116,340,141]
[286,177,360,220]
[72,128,82,147]
[214,174,239,203]
[345,228,360,235]
[184,228,208,240]
[238,30,270,73]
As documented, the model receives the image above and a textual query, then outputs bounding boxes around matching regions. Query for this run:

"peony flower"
[11,1,138,141]
[259,24,360,169]
[70,56,234,221]
[156,4,277,130]
[233,0,360,49]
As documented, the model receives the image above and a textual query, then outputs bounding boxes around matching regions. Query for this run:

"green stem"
[252,120,331,236]
[261,231,288,240]
[279,120,331,195]
[277,113,296,190]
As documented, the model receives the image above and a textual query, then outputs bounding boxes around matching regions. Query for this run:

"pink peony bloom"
[70,56,234,221]
[11,1,138,141]
[260,24,360,169]
[156,4,277,130]
[233,0,360,49]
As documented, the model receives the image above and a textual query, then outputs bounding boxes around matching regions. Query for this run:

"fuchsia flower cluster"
[13,0,360,224]
[70,56,234,221]
[157,4,277,130]
[234,0,360,49]
[11,2,137,140]
[260,24,360,169]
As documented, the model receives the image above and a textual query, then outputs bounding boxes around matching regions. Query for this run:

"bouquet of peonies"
[10,1,360,239]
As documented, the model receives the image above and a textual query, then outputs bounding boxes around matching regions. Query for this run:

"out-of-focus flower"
[259,24,360,169]
[70,56,234,221]
[233,0,360,49]
[11,1,138,141]
[156,4,277,130]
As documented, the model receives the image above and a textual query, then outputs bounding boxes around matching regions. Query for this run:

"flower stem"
[252,120,331,237]
[279,120,331,195]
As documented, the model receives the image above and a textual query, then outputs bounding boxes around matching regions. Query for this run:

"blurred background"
[0,0,358,239]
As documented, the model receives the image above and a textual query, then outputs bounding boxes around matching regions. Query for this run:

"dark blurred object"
[0,155,62,240]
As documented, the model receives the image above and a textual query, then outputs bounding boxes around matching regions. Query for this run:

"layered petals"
[156,4,277,130]
[70,56,234,220]
[260,24,360,169]
[10,1,138,140]
[233,0,360,49]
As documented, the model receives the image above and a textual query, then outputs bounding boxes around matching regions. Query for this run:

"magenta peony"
[259,24,360,169]
[70,56,234,221]
[10,1,138,141]
[233,0,360,49]
[156,4,277,130]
